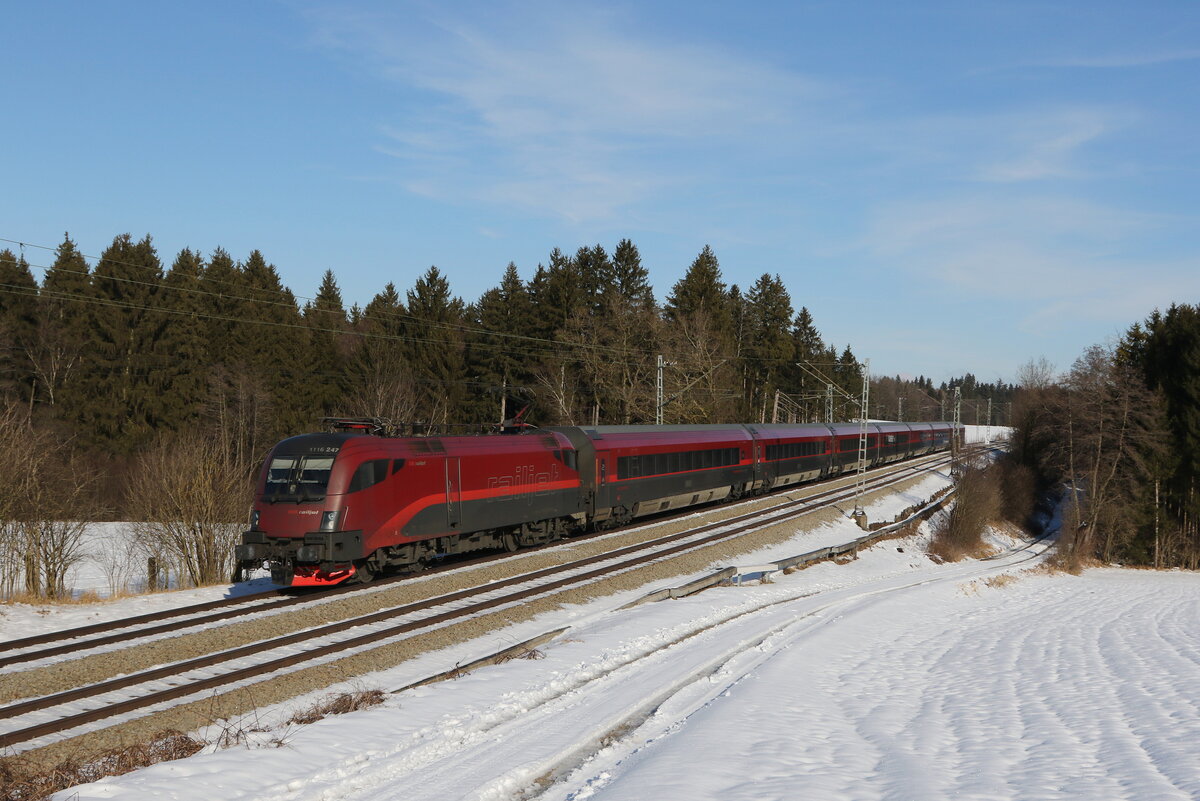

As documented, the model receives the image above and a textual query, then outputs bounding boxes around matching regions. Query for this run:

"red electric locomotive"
[236,419,956,587]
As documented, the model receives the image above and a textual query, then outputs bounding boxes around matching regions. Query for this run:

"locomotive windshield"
[263,455,335,502]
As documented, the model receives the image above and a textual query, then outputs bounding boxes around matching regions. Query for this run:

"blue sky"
[2,1,1198,383]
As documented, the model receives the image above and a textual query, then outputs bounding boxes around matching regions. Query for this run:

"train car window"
[264,456,334,500]
[617,446,748,478]
[617,455,635,480]
[349,459,390,493]
[266,458,293,486]
[298,457,334,486]
[392,459,406,474]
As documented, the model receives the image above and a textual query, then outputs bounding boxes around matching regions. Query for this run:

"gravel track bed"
[0,461,916,705]
[16,471,938,771]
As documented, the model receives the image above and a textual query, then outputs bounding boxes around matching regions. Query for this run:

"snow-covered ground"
[43,465,1200,801]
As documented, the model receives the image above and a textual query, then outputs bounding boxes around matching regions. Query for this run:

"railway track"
[0,452,955,755]
[0,448,965,671]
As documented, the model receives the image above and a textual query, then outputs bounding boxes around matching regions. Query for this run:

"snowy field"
[42,475,1200,800]
[55,553,1200,801]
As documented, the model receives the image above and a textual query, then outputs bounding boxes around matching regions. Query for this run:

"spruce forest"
[0,234,1006,515]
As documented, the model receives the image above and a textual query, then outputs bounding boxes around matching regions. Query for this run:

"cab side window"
[349,459,390,492]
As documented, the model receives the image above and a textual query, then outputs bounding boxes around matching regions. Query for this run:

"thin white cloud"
[862,194,1196,335]
[975,109,1117,182]
[305,3,828,221]
[1026,49,1200,69]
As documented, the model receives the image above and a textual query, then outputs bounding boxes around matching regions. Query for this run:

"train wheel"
[502,531,520,552]
[352,559,376,585]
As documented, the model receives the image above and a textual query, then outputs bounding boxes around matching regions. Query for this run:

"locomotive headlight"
[319,510,342,532]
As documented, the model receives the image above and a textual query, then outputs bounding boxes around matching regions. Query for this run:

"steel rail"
[0,455,950,751]
[0,448,960,665]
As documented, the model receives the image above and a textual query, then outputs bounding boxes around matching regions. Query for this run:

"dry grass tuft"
[495,645,546,664]
[983,573,1018,589]
[0,730,202,801]
[1,588,137,607]
[287,688,386,725]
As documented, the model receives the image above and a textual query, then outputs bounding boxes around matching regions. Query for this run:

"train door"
[749,431,766,492]
[445,457,462,528]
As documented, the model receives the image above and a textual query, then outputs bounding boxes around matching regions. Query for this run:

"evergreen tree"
[155,248,209,430]
[610,238,655,311]
[405,266,467,423]
[574,243,612,313]
[1141,304,1200,565]
[79,233,165,450]
[0,249,38,404]
[781,307,826,420]
[34,234,92,410]
[528,248,585,341]
[468,263,536,423]
[659,247,738,423]
[200,247,245,363]
[303,269,349,417]
[790,307,824,363]
[743,273,795,421]
[836,344,861,418]
[345,282,419,422]
[239,249,307,437]
[197,247,269,467]
[664,245,732,338]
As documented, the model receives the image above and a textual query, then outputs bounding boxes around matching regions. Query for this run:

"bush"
[0,730,203,800]
[929,464,1002,562]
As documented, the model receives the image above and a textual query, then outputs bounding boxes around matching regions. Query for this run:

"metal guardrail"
[623,485,957,603]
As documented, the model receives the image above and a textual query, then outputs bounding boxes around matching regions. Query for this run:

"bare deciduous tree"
[126,432,253,588]
[659,307,738,423]
[1015,347,1171,569]
[0,403,96,599]
[345,363,423,424]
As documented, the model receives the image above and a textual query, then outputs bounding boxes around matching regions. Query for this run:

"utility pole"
[898,396,904,422]
[772,389,781,424]
[854,359,871,523]
[986,397,992,444]
[656,355,664,426]
[825,383,834,424]
[952,386,962,463]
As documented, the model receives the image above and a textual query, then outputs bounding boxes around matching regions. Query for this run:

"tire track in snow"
[554,567,1198,801]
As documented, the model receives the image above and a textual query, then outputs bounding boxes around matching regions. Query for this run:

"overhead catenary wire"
[1,236,997,407]
[0,236,883,373]
[0,271,857,374]
[0,237,656,362]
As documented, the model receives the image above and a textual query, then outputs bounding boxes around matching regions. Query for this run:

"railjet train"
[236,419,955,587]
